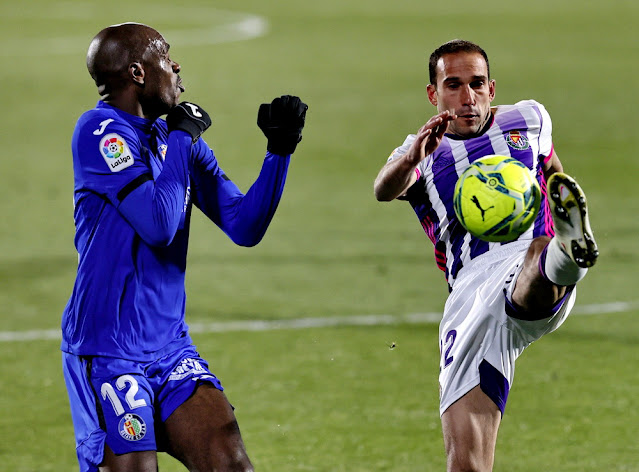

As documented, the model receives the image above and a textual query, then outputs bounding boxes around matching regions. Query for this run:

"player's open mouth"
[177,78,185,92]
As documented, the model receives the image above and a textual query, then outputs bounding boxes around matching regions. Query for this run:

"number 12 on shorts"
[440,329,457,372]
[101,375,148,416]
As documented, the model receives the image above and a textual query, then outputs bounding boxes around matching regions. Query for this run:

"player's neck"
[100,88,161,121]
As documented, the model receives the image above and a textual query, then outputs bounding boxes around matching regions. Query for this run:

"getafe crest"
[118,413,146,441]
[505,130,530,151]
[158,144,168,160]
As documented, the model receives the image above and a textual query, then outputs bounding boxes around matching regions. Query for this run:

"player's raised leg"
[512,172,597,316]
[164,384,253,472]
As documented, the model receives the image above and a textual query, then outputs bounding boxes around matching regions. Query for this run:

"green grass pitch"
[1,0,638,470]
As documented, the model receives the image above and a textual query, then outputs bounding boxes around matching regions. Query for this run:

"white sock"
[542,238,588,286]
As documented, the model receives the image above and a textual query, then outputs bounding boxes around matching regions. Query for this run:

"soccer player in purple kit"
[374,40,598,471]
[61,23,307,472]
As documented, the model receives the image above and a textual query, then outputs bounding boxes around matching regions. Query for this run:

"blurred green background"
[1,0,637,470]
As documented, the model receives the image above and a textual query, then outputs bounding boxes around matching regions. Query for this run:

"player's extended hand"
[166,102,212,143]
[405,110,456,165]
[257,95,308,156]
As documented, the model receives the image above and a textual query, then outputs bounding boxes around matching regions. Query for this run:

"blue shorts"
[62,346,224,472]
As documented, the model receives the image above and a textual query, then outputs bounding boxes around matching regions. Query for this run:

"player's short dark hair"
[428,39,490,85]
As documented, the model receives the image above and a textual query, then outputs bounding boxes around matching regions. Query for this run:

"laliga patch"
[100,133,134,172]
[118,413,146,441]
[505,130,530,151]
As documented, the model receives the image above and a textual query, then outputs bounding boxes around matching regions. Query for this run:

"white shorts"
[438,241,576,416]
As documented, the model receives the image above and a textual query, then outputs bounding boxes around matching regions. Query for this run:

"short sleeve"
[535,101,553,160]
[387,134,416,162]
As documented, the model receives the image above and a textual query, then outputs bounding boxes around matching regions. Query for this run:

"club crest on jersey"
[505,131,530,150]
[99,133,134,172]
[158,144,168,161]
[118,413,146,441]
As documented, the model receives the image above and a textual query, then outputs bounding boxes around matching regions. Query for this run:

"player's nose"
[172,61,181,74]
[460,85,475,105]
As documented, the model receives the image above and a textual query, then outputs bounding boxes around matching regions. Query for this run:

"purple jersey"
[388,100,555,288]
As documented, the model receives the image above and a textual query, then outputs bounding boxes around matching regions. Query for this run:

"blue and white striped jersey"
[388,100,555,288]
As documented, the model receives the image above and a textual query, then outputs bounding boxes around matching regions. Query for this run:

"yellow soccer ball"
[453,155,541,242]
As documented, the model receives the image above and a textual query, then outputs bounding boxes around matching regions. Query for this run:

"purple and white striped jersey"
[388,100,555,288]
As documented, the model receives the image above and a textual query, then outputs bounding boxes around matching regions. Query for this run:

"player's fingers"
[433,121,448,136]
[420,129,432,150]
[424,115,443,130]
[414,127,432,144]
[423,110,453,130]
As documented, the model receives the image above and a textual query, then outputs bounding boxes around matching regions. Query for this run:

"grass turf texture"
[1,0,638,470]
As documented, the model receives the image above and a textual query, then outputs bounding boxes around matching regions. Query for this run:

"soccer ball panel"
[453,155,541,242]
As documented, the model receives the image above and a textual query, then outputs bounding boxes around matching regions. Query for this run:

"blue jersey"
[388,100,555,288]
[62,101,290,360]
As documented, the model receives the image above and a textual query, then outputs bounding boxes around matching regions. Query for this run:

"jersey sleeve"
[388,133,425,179]
[72,111,193,247]
[516,99,553,162]
[387,134,416,162]
[535,101,553,160]
[116,131,192,246]
[189,139,290,247]
[71,113,151,205]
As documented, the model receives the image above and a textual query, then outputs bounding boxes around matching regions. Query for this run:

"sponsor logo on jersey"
[505,130,530,150]
[169,358,209,381]
[93,119,115,136]
[183,186,191,213]
[158,144,168,161]
[118,413,146,441]
[99,133,134,172]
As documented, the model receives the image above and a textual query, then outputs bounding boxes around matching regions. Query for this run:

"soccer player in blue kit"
[61,23,307,472]
[374,40,598,471]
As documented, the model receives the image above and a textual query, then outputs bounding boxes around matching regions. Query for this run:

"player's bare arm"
[374,110,455,201]
[542,149,563,181]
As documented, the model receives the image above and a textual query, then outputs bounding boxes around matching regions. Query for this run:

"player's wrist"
[166,102,212,143]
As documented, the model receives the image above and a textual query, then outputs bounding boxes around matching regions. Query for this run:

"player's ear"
[427,84,438,106]
[488,79,496,102]
[130,62,145,85]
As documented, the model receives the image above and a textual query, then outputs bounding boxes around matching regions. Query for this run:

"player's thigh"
[99,444,157,472]
[164,384,253,472]
[441,385,501,472]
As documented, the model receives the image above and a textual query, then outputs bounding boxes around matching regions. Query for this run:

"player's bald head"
[86,23,165,93]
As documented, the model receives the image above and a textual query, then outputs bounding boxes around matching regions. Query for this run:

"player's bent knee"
[209,438,253,472]
[218,451,254,472]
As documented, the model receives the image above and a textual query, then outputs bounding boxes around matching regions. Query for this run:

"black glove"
[257,95,308,155]
[166,102,212,143]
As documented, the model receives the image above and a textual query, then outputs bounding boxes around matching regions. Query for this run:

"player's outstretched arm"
[374,111,454,201]
[192,95,308,247]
